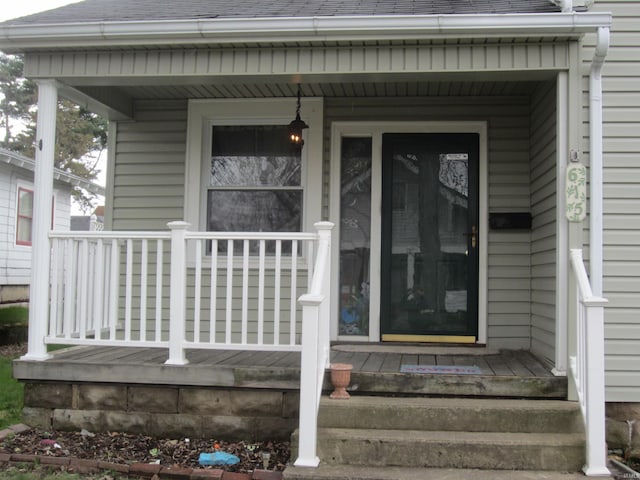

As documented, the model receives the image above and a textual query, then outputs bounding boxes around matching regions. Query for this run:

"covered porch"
[12,9,612,475]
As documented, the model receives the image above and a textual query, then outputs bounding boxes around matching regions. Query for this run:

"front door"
[381,133,479,342]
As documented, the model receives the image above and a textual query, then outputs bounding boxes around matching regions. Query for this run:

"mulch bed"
[1,428,290,473]
[0,343,290,474]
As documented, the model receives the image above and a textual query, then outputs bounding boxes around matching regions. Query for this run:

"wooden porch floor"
[13,345,566,398]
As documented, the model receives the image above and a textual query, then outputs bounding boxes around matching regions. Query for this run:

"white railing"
[44,220,333,467]
[294,222,332,467]
[569,249,610,477]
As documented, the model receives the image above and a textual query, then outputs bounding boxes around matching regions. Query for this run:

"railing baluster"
[258,239,266,345]
[225,240,234,344]
[94,239,105,340]
[274,240,282,345]
[109,239,119,340]
[241,239,250,344]
[79,239,90,339]
[307,240,314,291]
[140,239,148,342]
[194,239,202,343]
[155,239,164,342]
[49,238,60,338]
[63,239,75,339]
[290,240,298,345]
[125,239,133,341]
[210,239,218,343]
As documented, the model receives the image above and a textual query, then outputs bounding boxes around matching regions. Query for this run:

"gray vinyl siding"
[585,1,640,402]
[324,96,533,349]
[529,81,557,365]
[24,42,572,83]
[111,99,187,231]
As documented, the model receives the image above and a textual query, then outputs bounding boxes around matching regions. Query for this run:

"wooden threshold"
[381,334,477,344]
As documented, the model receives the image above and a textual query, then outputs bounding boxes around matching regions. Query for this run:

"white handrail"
[568,249,610,477]
[42,223,326,355]
[40,221,335,468]
[294,221,334,468]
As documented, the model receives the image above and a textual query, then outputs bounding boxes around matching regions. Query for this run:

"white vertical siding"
[585,1,640,401]
[529,81,557,365]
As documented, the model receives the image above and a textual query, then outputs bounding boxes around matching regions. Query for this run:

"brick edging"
[0,424,282,480]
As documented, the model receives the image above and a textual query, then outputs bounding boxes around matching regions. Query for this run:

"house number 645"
[566,163,587,223]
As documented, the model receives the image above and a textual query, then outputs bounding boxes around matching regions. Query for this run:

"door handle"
[463,226,477,249]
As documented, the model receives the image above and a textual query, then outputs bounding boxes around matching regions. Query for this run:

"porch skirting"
[15,345,567,439]
[23,383,299,441]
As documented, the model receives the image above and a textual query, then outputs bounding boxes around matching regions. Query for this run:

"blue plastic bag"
[198,451,240,466]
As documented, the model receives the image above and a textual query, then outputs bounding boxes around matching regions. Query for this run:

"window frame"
[15,183,55,247]
[206,124,305,236]
[16,186,35,246]
[184,98,324,251]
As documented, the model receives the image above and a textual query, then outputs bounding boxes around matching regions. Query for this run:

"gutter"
[0,147,105,196]
[0,12,612,51]
[589,26,610,297]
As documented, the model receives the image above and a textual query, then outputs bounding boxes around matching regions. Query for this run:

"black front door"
[381,133,479,342]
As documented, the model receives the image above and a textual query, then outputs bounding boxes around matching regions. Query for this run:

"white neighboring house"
[0,147,105,303]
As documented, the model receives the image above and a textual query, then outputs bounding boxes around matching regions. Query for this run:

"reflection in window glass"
[211,125,301,187]
[339,137,372,336]
[16,187,33,245]
[207,125,303,253]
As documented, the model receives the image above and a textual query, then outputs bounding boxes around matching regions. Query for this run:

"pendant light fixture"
[288,84,308,148]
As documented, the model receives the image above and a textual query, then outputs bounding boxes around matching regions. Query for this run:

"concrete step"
[283,465,603,480]
[311,428,585,471]
[318,396,583,434]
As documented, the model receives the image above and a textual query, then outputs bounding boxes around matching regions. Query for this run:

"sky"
[1,1,106,214]
[0,0,80,22]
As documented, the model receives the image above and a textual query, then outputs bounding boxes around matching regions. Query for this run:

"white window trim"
[184,98,324,248]
[15,181,56,248]
[329,121,488,344]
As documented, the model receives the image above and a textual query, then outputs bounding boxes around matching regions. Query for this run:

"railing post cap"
[314,221,334,231]
[167,221,191,230]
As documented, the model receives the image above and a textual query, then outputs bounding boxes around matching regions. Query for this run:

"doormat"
[400,365,482,375]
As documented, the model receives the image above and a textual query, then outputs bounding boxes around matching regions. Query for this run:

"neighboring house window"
[15,186,54,247]
[16,187,34,246]
[207,125,302,236]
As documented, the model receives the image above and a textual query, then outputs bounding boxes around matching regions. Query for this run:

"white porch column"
[22,80,58,361]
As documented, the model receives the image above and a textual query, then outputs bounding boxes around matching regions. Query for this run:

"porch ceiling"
[83,79,546,102]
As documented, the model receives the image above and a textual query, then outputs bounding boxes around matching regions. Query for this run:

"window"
[184,98,323,252]
[16,187,34,245]
[15,186,55,247]
[207,125,303,234]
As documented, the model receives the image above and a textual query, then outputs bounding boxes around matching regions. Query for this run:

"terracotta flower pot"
[329,363,353,399]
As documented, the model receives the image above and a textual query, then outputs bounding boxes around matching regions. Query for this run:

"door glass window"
[382,133,478,338]
[339,137,372,336]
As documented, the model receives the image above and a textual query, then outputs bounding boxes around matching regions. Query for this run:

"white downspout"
[589,26,610,297]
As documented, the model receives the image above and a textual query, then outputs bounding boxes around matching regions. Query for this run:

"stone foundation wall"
[606,402,640,457]
[0,285,29,304]
[23,382,299,441]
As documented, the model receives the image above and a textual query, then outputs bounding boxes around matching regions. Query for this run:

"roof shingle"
[3,0,560,26]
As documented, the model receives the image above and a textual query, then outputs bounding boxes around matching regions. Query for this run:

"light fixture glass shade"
[288,85,308,148]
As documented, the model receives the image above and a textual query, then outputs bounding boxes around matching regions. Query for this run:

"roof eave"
[0,12,613,53]
[0,148,105,195]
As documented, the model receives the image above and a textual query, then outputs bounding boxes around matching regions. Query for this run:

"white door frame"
[329,121,488,343]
